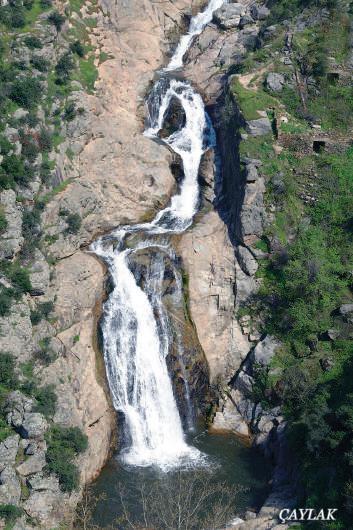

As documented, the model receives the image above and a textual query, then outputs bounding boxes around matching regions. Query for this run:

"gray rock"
[0,435,19,471]
[29,249,50,296]
[0,466,21,505]
[263,25,277,40]
[213,3,245,29]
[236,246,258,276]
[246,117,272,137]
[240,176,266,241]
[251,335,280,367]
[0,190,23,259]
[6,391,34,428]
[16,451,46,476]
[239,15,254,29]
[327,328,340,340]
[246,163,259,182]
[235,371,254,396]
[23,489,68,528]
[251,4,270,20]
[20,413,48,439]
[266,72,285,93]
[27,473,60,492]
[339,303,353,322]
[0,301,34,362]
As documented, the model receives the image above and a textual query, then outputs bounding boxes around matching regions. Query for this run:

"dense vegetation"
[46,425,88,492]
[0,2,92,506]
[234,1,353,527]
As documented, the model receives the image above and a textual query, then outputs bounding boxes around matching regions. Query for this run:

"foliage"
[24,35,42,49]
[65,212,81,234]
[30,55,49,72]
[0,504,23,523]
[70,40,85,57]
[55,52,75,84]
[0,352,17,389]
[33,384,57,417]
[0,206,7,233]
[46,425,88,492]
[9,77,42,109]
[48,11,65,32]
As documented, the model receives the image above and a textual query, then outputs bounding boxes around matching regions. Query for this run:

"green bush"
[65,213,81,234]
[0,352,17,388]
[0,504,23,523]
[48,11,65,32]
[9,77,42,109]
[46,425,88,492]
[0,207,7,233]
[0,288,14,317]
[6,264,32,295]
[33,385,57,417]
[70,40,85,57]
[38,128,52,151]
[55,52,74,84]
[24,36,43,49]
[30,55,49,72]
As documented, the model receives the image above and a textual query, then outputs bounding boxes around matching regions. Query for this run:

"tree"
[115,471,244,530]
[48,11,66,32]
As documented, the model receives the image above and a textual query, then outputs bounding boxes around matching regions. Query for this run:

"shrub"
[33,385,57,417]
[1,155,25,185]
[46,425,88,492]
[7,264,32,295]
[48,11,65,32]
[40,160,52,183]
[40,0,52,6]
[63,102,77,121]
[65,213,81,234]
[0,207,7,233]
[9,77,42,109]
[38,128,52,151]
[30,55,49,72]
[0,136,12,156]
[10,7,26,28]
[0,288,14,317]
[70,40,85,57]
[0,352,17,388]
[0,418,12,443]
[55,52,74,84]
[21,137,40,163]
[0,504,23,523]
[24,36,43,49]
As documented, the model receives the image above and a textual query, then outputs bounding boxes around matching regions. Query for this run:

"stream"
[90,0,270,525]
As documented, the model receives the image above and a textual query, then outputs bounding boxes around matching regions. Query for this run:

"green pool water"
[90,427,271,529]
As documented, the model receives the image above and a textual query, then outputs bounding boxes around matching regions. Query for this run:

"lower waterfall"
[92,0,224,469]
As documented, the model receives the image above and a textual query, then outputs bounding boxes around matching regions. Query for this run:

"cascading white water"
[93,0,223,469]
[165,0,226,71]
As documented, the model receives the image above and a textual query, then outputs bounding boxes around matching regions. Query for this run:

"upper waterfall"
[165,0,226,71]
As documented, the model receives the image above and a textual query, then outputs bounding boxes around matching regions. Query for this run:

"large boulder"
[213,3,246,29]
[250,4,270,20]
[16,451,46,477]
[0,435,19,472]
[339,303,353,323]
[251,336,281,367]
[246,117,272,136]
[266,72,285,93]
[236,246,258,276]
[6,391,34,429]
[20,413,48,440]
[0,466,21,505]
[27,473,60,492]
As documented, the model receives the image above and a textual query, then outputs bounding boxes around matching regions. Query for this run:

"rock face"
[0,189,23,259]
[266,72,285,93]
[213,3,246,29]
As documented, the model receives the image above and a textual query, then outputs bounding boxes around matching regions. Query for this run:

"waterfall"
[165,0,226,71]
[92,0,223,469]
